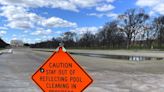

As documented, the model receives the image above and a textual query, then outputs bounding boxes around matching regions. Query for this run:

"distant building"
[10,40,24,47]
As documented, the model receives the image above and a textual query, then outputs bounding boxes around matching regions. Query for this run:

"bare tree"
[62,32,76,47]
[79,32,95,48]
[0,38,8,48]
[96,21,126,48]
[154,16,164,48]
[118,9,149,48]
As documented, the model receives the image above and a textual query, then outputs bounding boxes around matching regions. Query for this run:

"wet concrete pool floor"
[70,52,164,61]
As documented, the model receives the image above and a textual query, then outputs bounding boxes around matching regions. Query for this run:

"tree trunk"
[127,38,131,49]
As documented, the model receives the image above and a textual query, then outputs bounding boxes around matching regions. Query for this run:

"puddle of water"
[70,52,164,61]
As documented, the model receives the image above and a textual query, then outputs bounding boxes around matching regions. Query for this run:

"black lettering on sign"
[49,90,73,92]
[40,76,68,82]
[71,84,77,89]
[46,70,56,75]
[70,77,82,83]
[69,70,76,75]
[58,70,68,75]
[49,62,72,68]
[46,83,69,88]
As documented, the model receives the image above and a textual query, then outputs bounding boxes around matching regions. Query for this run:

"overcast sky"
[0,0,163,43]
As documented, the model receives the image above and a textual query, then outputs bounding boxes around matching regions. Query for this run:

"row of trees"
[0,38,8,48]
[30,9,164,49]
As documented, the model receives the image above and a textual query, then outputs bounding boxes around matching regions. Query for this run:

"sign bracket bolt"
[40,68,44,73]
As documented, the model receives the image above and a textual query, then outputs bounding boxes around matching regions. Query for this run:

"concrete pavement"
[0,48,41,92]
[0,48,164,92]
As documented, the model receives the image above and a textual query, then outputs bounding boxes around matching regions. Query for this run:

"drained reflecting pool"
[70,52,164,61]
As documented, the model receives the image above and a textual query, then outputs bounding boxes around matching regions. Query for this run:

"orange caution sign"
[32,46,93,92]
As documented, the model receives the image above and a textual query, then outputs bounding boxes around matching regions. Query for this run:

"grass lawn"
[0,48,5,50]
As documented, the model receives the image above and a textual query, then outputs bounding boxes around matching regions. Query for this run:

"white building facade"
[10,40,24,47]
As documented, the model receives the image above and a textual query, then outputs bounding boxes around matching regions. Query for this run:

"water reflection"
[129,56,164,61]
[129,56,146,61]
